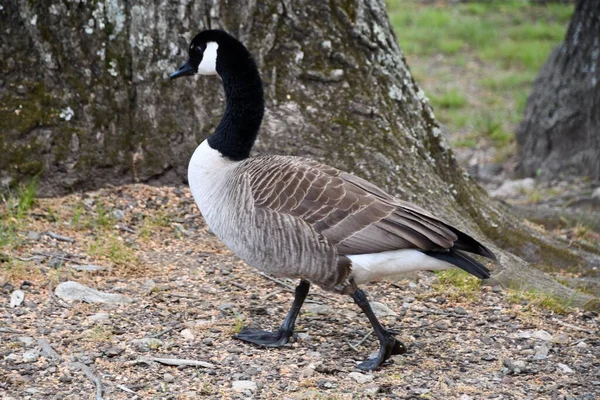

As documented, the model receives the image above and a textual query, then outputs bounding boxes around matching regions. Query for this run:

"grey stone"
[509,331,532,339]
[180,328,195,341]
[10,290,25,307]
[132,338,164,351]
[348,371,374,384]
[532,330,553,341]
[55,281,133,304]
[370,301,397,317]
[232,380,257,392]
[163,373,175,383]
[112,209,125,220]
[143,279,156,290]
[552,333,569,344]
[435,321,449,330]
[6,353,19,362]
[69,264,110,272]
[23,349,40,362]
[503,359,528,374]
[26,231,41,241]
[533,344,549,360]
[18,336,35,347]
[218,303,235,311]
[103,347,122,357]
[304,303,333,315]
[88,312,110,322]
[300,366,315,378]
[557,363,574,374]
[491,178,535,199]
[364,385,380,395]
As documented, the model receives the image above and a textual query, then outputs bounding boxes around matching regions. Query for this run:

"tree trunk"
[1,0,598,308]
[516,0,600,179]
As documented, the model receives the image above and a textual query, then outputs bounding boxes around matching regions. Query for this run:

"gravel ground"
[1,184,599,399]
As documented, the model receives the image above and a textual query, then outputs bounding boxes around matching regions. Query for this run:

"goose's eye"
[195,46,203,54]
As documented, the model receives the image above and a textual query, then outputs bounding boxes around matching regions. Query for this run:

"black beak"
[169,59,195,80]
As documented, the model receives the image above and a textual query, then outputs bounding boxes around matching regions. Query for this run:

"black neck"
[207,54,264,161]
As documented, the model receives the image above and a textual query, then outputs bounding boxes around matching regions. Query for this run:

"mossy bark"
[1,0,597,308]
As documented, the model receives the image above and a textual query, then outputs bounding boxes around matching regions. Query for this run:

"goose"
[170,29,496,370]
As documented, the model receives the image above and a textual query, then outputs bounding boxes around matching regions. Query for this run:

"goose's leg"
[234,279,310,347]
[351,288,407,370]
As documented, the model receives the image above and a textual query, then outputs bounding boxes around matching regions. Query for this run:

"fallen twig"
[551,317,594,334]
[0,327,24,334]
[261,289,284,304]
[254,271,336,301]
[116,224,137,234]
[347,330,373,352]
[256,271,296,290]
[133,356,215,368]
[112,383,136,394]
[32,251,85,265]
[70,362,103,400]
[45,231,75,243]
[228,280,248,291]
[149,323,181,339]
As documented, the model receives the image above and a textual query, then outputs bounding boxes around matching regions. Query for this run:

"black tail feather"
[447,227,497,261]
[424,249,491,279]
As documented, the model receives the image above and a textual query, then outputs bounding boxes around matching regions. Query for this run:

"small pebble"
[23,349,39,363]
[10,290,25,308]
[163,373,175,383]
[232,380,257,392]
[532,330,553,341]
[533,344,549,360]
[435,321,449,330]
[557,363,574,374]
[364,385,380,395]
[348,371,373,384]
[181,328,195,341]
[104,347,123,357]
[88,312,110,322]
[18,336,35,347]
[26,231,41,241]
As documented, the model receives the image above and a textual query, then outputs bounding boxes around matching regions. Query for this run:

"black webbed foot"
[356,334,407,371]
[234,280,310,349]
[234,327,293,347]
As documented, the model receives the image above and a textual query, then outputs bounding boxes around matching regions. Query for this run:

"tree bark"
[516,0,600,180]
[1,0,597,308]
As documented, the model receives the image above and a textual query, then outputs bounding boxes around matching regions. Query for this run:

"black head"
[169,30,250,80]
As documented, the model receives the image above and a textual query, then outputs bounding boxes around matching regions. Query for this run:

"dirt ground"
[1,185,598,399]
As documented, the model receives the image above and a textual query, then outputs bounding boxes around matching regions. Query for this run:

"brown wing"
[241,156,458,255]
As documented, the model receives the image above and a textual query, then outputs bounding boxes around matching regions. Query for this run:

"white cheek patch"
[198,42,218,75]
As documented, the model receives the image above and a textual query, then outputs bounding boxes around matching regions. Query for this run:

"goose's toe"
[357,335,407,371]
[234,327,293,347]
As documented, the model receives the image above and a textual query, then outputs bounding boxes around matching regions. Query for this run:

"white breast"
[187,140,237,217]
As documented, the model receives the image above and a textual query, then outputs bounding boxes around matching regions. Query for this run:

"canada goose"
[170,29,496,370]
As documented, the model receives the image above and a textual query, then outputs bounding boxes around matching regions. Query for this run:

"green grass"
[387,0,573,153]
[0,178,38,248]
[433,269,482,301]
[506,288,573,314]
[430,88,467,109]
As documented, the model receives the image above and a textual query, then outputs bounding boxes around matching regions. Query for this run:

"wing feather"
[241,156,489,257]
